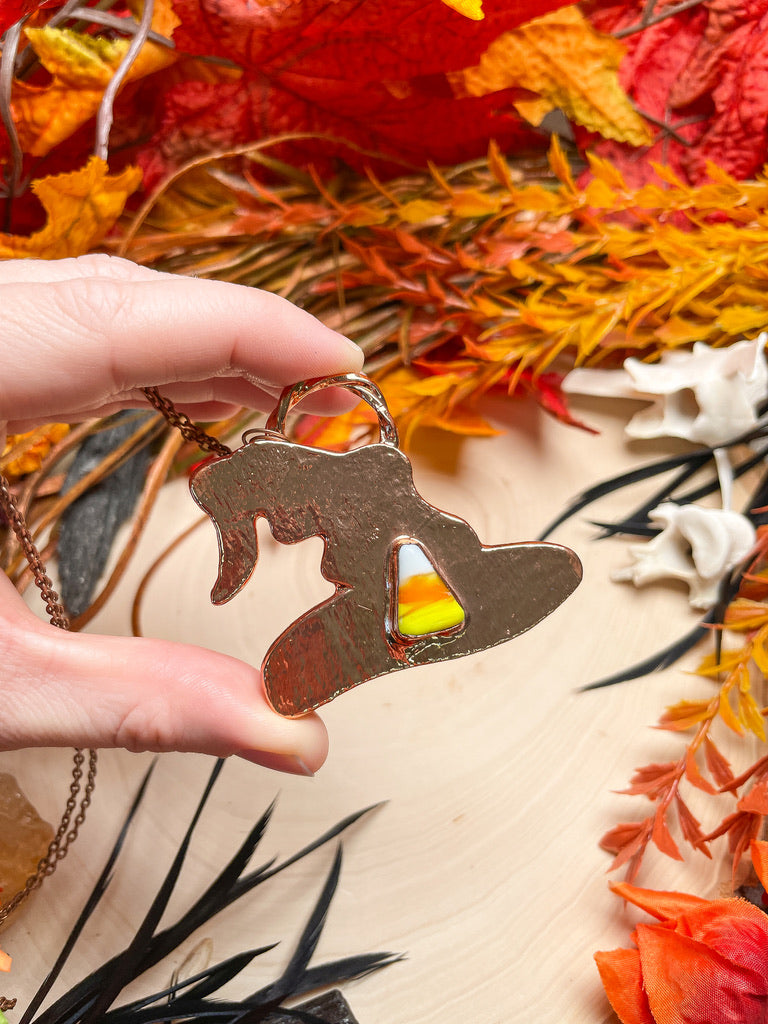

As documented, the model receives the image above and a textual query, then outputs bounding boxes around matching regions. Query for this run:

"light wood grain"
[2,397,762,1023]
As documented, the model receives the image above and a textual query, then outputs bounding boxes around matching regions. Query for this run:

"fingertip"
[237,701,330,775]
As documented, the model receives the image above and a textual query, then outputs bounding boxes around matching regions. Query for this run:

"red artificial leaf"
[136,0,571,187]
[584,0,768,185]
[684,747,717,795]
[524,370,599,432]
[704,736,735,789]
[600,818,652,874]
[651,811,683,861]
[621,761,679,799]
[675,794,712,856]
[737,775,768,816]
[0,0,58,35]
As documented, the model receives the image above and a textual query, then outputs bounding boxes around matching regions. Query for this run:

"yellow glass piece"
[397,571,466,635]
[395,536,467,640]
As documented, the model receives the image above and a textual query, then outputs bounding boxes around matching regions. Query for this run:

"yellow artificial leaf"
[725,599,768,631]
[407,372,467,397]
[453,6,652,147]
[582,177,618,210]
[512,95,553,128]
[738,679,767,741]
[0,158,142,259]
[441,0,484,19]
[1,424,69,478]
[398,199,446,223]
[450,188,501,218]
[719,689,744,735]
[751,626,768,676]
[716,305,768,335]
[654,316,715,346]
[696,648,745,677]
[14,0,178,156]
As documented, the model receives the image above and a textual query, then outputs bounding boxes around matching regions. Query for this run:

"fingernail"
[235,750,315,776]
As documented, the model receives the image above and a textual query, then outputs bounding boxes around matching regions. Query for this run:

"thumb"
[0,580,327,774]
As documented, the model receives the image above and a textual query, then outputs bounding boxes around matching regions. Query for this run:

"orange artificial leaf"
[703,737,734,789]
[609,880,708,920]
[751,838,768,889]
[676,795,711,853]
[737,776,768,816]
[594,948,654,1024]
[452,6,652,146]
[0,949,10,972]
[658,699,714,732]
[420,404,499,436]
[13,1,178,157]
[600,818,652,874]
[598,880,768,1024]
[683,748,716,795]
[621,762,678,798]
[651,813,683,861]
[0,157,141,258]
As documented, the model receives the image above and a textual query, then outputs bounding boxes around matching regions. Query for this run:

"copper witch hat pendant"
[190,374,582,717]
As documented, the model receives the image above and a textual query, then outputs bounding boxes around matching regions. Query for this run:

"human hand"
[0,254,365,772]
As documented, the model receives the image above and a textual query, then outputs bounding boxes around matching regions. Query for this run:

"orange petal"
[594,948,655,1024]
[636,923,768,1024]
[750,839,768,891]
[675,899,768,961]
[610,880,708,921]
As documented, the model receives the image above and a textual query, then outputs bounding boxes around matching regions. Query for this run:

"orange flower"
[595,840,768,1024]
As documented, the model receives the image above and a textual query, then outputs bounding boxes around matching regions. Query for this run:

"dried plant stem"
[68,6,174,48]
[613,0,708,37]
[94,0,155,161]
[0,18,26,231]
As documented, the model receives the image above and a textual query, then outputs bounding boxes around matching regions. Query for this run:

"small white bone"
[612,503,756,609]
[563,336,768,447]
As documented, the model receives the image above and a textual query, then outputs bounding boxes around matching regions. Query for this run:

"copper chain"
[0,473,98,1010]
[142,387,231,458]
[0,391,221,1010]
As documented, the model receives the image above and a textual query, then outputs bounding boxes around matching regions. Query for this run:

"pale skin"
[0,254,365,774]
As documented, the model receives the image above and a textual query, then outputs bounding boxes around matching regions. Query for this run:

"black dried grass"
[21,760,399,1024]
[58,412,155,617]
[543,422,768,689]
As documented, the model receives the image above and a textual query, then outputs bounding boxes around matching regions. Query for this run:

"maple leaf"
[12,1,179,158]
[0,157,141,258]
[136,0,573,186]
[452,6,652,146]
[584,0,768,185]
